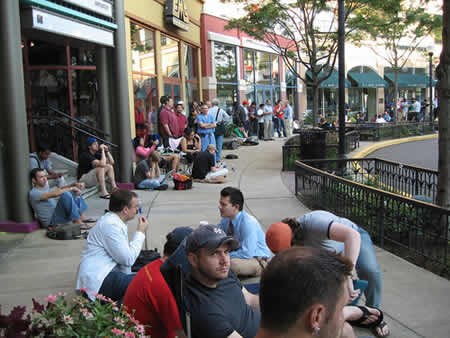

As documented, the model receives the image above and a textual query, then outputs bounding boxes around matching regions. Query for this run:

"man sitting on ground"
[30,143,66,187]
[78,137,117,199]
[76,189,148,302]
[133,151,171,191]
[184,224,260,338]
[123,227,193,338]
[255,246,356,338]
[217,187,271,277]
[192,144,228,183]
[29,168,94,229]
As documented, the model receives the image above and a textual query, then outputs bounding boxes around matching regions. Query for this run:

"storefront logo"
[165,0,189,31]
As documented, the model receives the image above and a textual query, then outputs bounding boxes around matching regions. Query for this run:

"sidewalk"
[1,138,449,337]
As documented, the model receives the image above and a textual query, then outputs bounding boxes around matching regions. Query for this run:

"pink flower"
[82,311,94,319]
[114,316,125,326]
[136,324,145,334]
[44,294,57,303]
[111,328,124,336]
[112,306,119,311]
[63,315,73,324]
[79,288,87,293]
[124,332,136,338]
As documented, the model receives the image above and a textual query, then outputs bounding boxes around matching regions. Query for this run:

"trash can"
[299,129,327,160]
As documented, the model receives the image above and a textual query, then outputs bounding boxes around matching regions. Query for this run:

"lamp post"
[338,0,345,158]
[429,51,433,124]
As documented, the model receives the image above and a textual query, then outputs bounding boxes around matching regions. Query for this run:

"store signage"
[24,8,114,46]
[62,0,113,18]
[165,0,189,31]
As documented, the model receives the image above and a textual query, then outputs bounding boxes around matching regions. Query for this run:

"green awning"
[348,72,388,88]
[384,73,437,87]
[306,71,351,88]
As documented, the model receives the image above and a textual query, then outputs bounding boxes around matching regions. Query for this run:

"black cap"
[185,225,240,253]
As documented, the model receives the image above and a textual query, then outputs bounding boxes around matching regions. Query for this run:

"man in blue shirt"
[217,187,271,277]
[283,100,294,138]
[197,102,216,151]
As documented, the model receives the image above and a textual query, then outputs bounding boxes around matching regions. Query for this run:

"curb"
[352,134,438,158]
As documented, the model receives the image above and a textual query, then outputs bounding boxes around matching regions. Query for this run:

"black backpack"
[46,224,82,240]
[131,249,161,272]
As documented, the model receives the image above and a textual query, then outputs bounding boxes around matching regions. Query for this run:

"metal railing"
[282,131,360,171]
[347,121,436,141]
[294,159,449,278]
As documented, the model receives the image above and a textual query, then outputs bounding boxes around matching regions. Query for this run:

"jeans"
[98,268,135,303]
[215,134,224,162]
[136,175,166,190]
[50,192,87,225]
[277,118,286,137]
[199,133,216,151]
[328,228,382,308]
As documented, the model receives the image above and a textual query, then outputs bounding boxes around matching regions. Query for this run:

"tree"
[224,0,372,126]
[349,0,442,122]
[436,0,449,208]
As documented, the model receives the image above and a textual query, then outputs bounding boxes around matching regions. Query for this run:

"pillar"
[96,46,112,142]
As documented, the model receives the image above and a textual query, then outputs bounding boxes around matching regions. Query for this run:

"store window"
[184,44,199,114]
[214,42,237,83]
[28,40,66,66]
[130,23,156,74]
[272,55,279,84]
[243,49,254,84]
[161,35,180,78]
[217,83,238,113]
[131,23,158,138]
[255,51,271,84]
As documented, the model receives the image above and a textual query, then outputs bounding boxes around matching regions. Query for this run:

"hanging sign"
[165,0,189,31]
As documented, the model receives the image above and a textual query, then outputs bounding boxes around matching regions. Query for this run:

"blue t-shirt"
[197,114,215,135]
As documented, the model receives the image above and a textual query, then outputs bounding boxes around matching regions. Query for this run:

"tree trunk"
[313,85,319,127]
[437,0,450,208]
[394,70,399,123]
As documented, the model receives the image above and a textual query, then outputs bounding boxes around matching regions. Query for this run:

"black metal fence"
[348,121,436,141]
[282,131,360,171]
[294,159,449,278]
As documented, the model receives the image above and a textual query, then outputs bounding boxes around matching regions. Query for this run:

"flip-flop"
[99,194,110,199]
[373,320,390,337]
[347,306,383,329]
[79,223,94,230]
[82,218,97,223]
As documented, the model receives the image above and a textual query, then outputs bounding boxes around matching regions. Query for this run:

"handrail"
[48,105,110,138]
[54,117,118,149]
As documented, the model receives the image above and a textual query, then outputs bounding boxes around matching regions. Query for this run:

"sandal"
[373,320,390,337]
[99,194,110,199]
[79,223,94,230]
[82,218,97,223]
[347,306,383,329]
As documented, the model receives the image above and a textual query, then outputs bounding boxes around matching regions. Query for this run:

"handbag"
[214,108,226,137]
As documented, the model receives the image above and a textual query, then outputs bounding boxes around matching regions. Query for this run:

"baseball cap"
[266,222,292,254]
[168,226,193,245]
[243,100,249,105]
[185,225,240,253]
[87,137,97,146]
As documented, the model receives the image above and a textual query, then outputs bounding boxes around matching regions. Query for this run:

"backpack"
[131,249,161,272]
[46,224,82,240]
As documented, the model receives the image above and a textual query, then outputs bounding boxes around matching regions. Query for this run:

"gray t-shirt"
[133,160,151,185]
[297,210,358,254]
[29,186,56,226]
[30,153,52,170]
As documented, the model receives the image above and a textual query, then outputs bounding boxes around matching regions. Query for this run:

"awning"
[384,73,437,87]
[348,72,388,88]
[306,71,351,88]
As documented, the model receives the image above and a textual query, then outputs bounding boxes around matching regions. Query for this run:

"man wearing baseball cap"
[78,137,117,199]
[184,224,260,338]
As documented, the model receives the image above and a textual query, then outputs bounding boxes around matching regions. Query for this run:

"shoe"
[99,194,110,199]
[154,184,168,191]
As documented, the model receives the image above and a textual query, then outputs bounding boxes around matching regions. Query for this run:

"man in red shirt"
[173,102,188,138]
[123,226,193,338]
[159,96,175,147]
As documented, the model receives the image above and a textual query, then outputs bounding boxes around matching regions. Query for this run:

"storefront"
[1,0,136,230]
[201,13,302,117]
[124,0,204,137]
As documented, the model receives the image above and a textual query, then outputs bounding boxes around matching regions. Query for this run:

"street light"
[429,51,433,124]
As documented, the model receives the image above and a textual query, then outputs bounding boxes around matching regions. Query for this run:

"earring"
[312,327,320,336]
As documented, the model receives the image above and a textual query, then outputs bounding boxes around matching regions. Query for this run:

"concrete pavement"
[1,137,449,337]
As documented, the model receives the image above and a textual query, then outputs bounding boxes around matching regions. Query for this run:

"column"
[96,46,112,142]
[0,1,33,223]
[112,0,133,182]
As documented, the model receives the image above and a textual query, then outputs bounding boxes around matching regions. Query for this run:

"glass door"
[255,86,273,105]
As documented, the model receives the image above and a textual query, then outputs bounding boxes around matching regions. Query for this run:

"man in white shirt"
[412,98,421,121]
[76,189,149,302]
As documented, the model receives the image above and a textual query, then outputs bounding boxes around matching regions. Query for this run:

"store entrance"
[23,38,98,161]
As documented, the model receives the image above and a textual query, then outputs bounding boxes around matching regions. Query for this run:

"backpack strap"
[30,153,41,169]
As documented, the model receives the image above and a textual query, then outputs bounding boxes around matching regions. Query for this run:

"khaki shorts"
[79,168,98,187]
[230,257,268,277]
